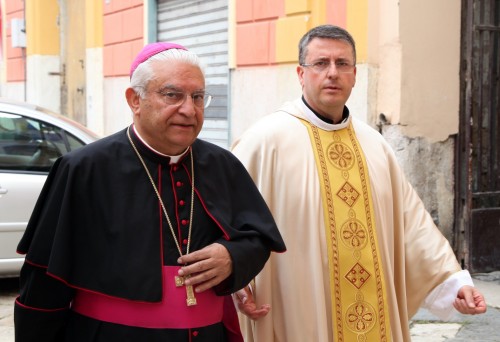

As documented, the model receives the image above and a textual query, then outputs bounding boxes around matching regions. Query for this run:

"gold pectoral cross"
[175,275,197,306]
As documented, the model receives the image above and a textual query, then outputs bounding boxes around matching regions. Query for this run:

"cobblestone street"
[0,278,16,342]
[1,274,499,342]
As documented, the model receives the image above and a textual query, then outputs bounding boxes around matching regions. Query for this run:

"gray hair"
[130,48,205,98]
[298,25,357,65]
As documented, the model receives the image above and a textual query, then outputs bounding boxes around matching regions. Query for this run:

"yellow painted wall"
[284,0,308,14]
[86,0,103,48]
[310,0,327,28]
[346,0,368,63]
[25,0,59,55]
[275,0,330,64]
[275,15,310,63]
[270,0,368,65]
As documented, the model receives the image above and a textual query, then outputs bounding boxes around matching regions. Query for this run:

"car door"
[0,111,87,276]
[0,172,46,272]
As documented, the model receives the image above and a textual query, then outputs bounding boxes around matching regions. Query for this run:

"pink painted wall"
[5,0,25,82]
[235,0,284,66]
[328,0,347,27]
[103,0,144,77]
[235,0,349,67]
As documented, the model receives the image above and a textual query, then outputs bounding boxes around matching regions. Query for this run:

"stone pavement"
[1,272,499,341]
[411,271,500,342]
[0,278,16,342]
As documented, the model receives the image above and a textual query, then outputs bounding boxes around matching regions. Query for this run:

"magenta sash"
[71,266,224,329]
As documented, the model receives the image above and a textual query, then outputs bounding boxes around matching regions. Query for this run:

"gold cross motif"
[175,275,197,306]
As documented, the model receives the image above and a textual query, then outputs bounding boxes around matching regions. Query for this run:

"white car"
[0,99,99,277]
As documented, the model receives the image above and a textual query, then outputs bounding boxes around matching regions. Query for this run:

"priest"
[232,25,486,341]
[14,42,286,342]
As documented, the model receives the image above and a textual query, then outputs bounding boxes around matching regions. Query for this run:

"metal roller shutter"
[157,0,229,148]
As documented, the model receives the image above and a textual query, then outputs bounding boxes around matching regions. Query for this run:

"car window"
[0,112,86,173]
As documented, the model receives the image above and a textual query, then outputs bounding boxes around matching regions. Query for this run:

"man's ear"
[125,87,141,114]
[296,65,305,88]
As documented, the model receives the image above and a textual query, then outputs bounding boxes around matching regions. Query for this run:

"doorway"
[59,0,87,125]
[457,0,500,273]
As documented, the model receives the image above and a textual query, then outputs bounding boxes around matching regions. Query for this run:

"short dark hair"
[298,25,357,65]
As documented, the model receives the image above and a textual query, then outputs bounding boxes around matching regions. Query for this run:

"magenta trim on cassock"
[71,266,224,329]
[129,42,187,77]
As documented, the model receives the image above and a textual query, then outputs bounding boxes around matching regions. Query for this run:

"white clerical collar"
[132,125,189,164]
[300,99,351,131]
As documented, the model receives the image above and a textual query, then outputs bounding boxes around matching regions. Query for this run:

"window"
[0,113,85,172]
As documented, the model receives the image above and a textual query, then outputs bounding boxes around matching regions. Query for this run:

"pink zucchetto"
[129,42,187,78]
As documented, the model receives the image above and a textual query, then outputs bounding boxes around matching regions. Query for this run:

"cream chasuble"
[232,98,463,342]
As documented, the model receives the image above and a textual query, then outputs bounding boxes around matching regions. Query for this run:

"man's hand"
[177,243,232,293]
[233,286,270,320]
[453,285,487,315]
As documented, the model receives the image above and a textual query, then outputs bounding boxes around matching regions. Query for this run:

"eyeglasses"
[301,60,355,74]
[155,90,213,109]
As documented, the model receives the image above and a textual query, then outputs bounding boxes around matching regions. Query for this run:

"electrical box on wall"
[11,18,26,48]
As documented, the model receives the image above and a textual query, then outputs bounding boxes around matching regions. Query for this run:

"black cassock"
[15,126,286,342]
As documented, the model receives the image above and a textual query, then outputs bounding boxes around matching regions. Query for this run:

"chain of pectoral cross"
[127,127,197,306]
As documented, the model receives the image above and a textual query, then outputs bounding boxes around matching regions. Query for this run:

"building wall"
[85,0,104,135]
[229,0,461,239]
[0,0,461,239]
[102,0,144,135]
[1,0,26,101]
[398,0,460,141]
[230,0,371,141]
[0,0,142,135]
[385,0,459,240]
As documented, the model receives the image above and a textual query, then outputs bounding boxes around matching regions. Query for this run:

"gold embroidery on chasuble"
[300,119,391,342]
